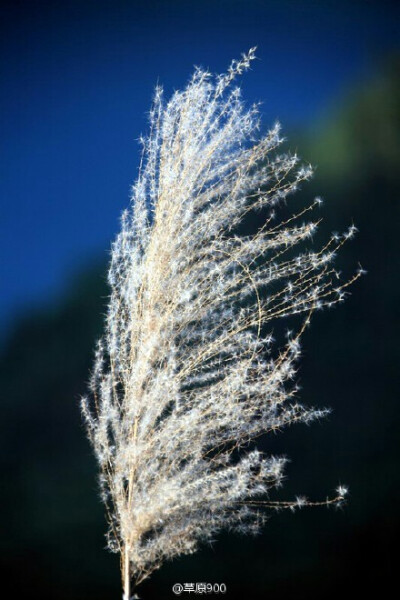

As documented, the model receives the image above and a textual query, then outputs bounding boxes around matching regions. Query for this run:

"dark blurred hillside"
[1,61,398,599]
[0,265,120,598]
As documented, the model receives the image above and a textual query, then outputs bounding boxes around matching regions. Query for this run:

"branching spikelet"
[81,49,361,597]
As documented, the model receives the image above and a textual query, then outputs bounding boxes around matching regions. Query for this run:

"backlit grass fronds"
[81,49,361,598]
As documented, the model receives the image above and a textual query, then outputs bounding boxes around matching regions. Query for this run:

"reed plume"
[81,49,361,598]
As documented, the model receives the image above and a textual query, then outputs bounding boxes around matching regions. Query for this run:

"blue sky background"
[1,0,399,338]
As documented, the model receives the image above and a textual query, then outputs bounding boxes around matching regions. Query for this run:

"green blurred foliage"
[1,58,398,599]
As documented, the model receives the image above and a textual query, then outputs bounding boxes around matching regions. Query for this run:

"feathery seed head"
[81,49,361,592]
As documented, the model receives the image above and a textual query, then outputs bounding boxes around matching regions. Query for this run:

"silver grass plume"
[81,49,362,598]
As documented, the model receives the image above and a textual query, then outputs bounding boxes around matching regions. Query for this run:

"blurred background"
[1,1,398,598]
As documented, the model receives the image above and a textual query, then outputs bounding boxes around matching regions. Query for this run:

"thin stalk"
[123,544,130,600]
